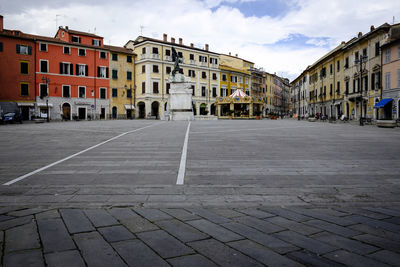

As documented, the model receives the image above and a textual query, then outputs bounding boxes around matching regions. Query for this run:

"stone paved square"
[0,120,399,266]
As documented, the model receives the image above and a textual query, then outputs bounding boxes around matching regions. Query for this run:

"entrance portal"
[62,103,71,120]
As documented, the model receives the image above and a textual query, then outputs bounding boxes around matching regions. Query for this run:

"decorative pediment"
[372,64,381,72]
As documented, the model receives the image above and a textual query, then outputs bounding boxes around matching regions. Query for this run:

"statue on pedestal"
[171,47,183,77]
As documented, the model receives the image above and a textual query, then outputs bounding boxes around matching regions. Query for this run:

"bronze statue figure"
[171,47,183,76]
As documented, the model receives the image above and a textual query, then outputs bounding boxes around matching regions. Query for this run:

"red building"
[35,26,110,120]
[0,15,36,120]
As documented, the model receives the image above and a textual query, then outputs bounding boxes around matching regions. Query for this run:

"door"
[112,106,117,119]
[100,108,105,119]
[62,103,71,120]
[78,107,86,120]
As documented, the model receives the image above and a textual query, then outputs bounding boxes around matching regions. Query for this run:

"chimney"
[179,38,183,45]
[0,15,3,32]
[190,43,194,48]
[229,52,231,56]
[163,33,167,42]
[171,37,175,43]
[235,54,238,57]
[370,25,375,31]
[205,44,209,51]
[65,26,69,30]
[358,32,362,38]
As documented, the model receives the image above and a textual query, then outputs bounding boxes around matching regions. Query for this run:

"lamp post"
[41,77,50,122]
[298,84,301,120]
[355,54,367,126]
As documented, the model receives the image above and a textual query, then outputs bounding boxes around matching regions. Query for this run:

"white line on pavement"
[3,123,160,186]
[176,122,191,185]
[191,125,314,134]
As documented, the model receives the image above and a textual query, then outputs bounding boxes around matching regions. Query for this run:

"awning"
[374,98,392,108]
[230,89,248,98]
[124,104,135,110]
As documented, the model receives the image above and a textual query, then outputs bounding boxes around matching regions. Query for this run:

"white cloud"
[1,0,399,80]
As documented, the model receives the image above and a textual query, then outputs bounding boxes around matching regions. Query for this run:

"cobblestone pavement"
[1,120,400,266]
[1,205,400,266]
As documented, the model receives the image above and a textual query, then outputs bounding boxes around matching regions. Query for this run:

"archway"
[151,101,159,119]
[112,106,117,119]
[138,102,145,119]
[200,103,207,115]
[210,103,216,115]
[62,103,71,120]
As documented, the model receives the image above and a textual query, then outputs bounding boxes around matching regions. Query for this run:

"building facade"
[105,45,136,119]
[0,15,36,120]
[35,27,110,120]
[380,24,400,119]
[125,34,220,119]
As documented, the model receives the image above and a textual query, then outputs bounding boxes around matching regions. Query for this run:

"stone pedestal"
[168,74,194,121]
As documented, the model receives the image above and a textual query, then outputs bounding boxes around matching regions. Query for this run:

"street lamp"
[355,54,368,126]
[298,84,301,120]
[41,77,50,122]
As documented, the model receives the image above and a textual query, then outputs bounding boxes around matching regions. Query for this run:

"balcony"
[151,54,160,59]
[165,55,172,61]
[200,62,208,67]
[189,60,197,65]
[210,63,218,69]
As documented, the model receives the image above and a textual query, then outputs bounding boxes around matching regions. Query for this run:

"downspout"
[94,48,97,120]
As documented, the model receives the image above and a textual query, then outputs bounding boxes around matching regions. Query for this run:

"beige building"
[105,45,136,119]
[125,34,220,118]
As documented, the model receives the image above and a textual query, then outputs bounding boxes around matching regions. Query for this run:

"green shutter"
[16,44,20,54]
[28,46,32,55]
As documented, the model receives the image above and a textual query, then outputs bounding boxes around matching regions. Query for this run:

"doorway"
[151,101,159,119]
[112,106,117,119]
[78,107,86,120]
[62,103,71,120]
[138,102,145,118]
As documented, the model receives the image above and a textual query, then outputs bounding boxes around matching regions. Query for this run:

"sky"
[1,0,399,81]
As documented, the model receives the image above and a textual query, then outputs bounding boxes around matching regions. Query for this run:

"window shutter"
[16,44,20,54]
[28,46,32,55]
[76,65,79,76]
[60,62,63,74]
[106,67,109,78]
[85,65,88,76]
[70,64,73,75]
[97,66,100,77]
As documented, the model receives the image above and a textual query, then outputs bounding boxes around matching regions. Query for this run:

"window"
[165,49,170,56]
[39,43,47,52]
[201,85,206,97]
[330,84,333,95]
[212,87,217,97]
[0,42,3,52]
[39,84,48,98]
[385,72,391,90]
[142,47,146,54]
[345,81,349,94]
[112,88,117,97]
[78,86,86,98]
[190,54,194,60]
[40,60,48,73]
[210,58,218,65]
[63,46,70,54]
[153,82,159,94]
[375,42,380,57]
[60,62,72,75]
[364,76,368,91]
[245,78,249,84]
[62,85,70,98]
[178,52,183,58]
[100,51,107,59]
[355,51,359,61]
[222,74,227,81]
[166,83,170,94]
[199,55,207,63]
[337,81,340,94]
[363,48,367,57]
[179,68,184,74]
[337,61,340,72]
[72,36,81,43]
[153,65,159,73]
[330,64,333,75]
[230,76,237,83]
[16,44,31,55]
[212,73,217,80]
[152,47,159,54]
[202,72,207,79]
[142,65,146,73]
[191,85,195,96]
[76,64,87,76]
[20,61,28,74]
[188,70,196,77]
[166,66,171,74]
[142,82,146,94]
[20,83,29,96]
[127,89,132,98]
[97,66,108,78]
[385,49,391,63]
[345,57,349,68]
[111,53,118,61]
[78,48,86,56]
[100,88,106,99]
[112,69,118,79]
[127,55,132,63]
[221,88,227,97]
[127,71,132,80]
[92,39,101,46]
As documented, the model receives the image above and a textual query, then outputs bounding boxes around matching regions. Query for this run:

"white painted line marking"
[3,123,160,186]
[176,122,191,185]
[191,125,314,134]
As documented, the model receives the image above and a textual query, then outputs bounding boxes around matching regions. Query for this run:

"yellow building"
[264,72,275,115]
[125,34,220,118]
[105,45,136,119]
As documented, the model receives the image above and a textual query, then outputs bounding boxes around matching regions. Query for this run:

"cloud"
[1,0,399,81]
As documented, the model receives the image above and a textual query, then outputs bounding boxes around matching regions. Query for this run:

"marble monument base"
[168,74,194,121]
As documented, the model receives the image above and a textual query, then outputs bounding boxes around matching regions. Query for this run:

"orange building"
[35,26,109,120]
[0,15,36,120]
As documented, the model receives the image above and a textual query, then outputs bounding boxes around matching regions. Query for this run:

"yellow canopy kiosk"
[216,89,264,119]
